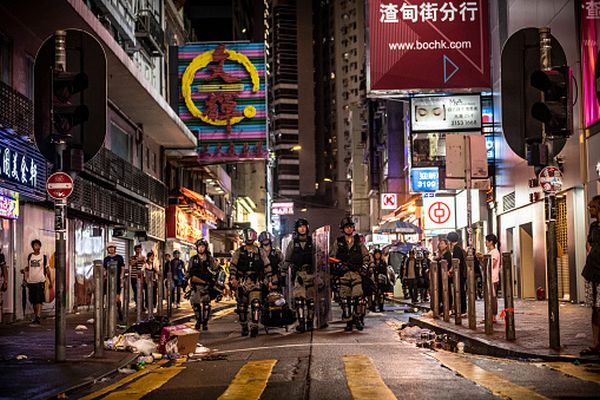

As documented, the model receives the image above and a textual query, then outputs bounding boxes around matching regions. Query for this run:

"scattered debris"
[423,310,434,317]
[87,318,94,324]
[117,367,136,374]
[457,342,465,354]
[15,355,28,360]
[75,325,88,331]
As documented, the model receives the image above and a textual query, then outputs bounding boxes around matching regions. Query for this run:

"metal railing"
[0,81,33,139]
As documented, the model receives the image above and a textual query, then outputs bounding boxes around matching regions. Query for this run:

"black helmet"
[339,216,355,230]
[294,218,309,234]
[242,228,257,244]
[195,239,208,249]
[258,231,274,244]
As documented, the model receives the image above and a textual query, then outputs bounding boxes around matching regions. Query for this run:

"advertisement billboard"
[178,43,267,161]
[410,94,481,132]
[367,0,490,93]
[410,167,439,192]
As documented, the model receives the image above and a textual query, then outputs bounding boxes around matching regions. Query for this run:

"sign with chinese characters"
[381,193,398,209]
[368,0,490,92]
[166,206,204,244]
[579,0,600,127]
[423,195,456,230]
[538,166,563,194]
[272,202,294,216]
[0,128,47,201]
[411,167,439,192]
[411,95,481,132]
[0,191,19,219]
[178,43,267,161]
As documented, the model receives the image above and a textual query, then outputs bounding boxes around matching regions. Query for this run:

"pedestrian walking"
[581,195,600,356]
[104,242,125,321]
[22,239,51,325]
[128,244,145,308]
[170,250,186,308]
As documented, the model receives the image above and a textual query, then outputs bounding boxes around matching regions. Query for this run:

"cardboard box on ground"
[159,324,200,355]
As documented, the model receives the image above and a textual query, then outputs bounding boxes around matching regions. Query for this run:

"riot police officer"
[285,218,315,333]
[371,249,389,312]
[230,228,272,337]
[330,216,370,331]
[259,231,284,292]
[189,239,217,330]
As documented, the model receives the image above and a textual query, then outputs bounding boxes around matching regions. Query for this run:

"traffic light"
[530,66,572,137]
[52,71,89,140]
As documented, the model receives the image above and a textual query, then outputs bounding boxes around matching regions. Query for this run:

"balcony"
[0,81,33,139]
[135,9,165,57]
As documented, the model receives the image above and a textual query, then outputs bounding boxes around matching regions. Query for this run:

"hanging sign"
[423,195,456,230]
[411,167,439,192]
[411,94,482,132]
[381,193,398,209]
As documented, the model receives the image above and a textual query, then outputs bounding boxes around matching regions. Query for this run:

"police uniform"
[371,258,389,312]
[331,233,370,329]
[189,251,216,330]
[266,247,285,291]
[285,235,315,332]
[230,244,271,336]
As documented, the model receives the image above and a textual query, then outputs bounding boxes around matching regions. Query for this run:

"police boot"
[250,326,259,337]
[306,299,315,332]
[295,299,306,333]
[344,321,353,332]
[202,303,211,331]
[241,325,249,336]
[193,304,203,330]
[354,298,365,331]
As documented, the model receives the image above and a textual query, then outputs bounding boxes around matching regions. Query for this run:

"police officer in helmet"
[330,216,370,331]
[284,218,316,333]
[230,228,272,337]
[189,238,217,330]
[259,231,284,292]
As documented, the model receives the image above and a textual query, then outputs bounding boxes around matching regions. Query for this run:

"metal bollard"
[431,261,439,318]
[429,262,435,311]
[93,260,104,357]
[483,254,494,335]
[441,260,450,322]
[502,252,516,340]
[136,269,143,323]
[166,271,173,318]
[452,258,462,325]
[466,255,477,330]
[123,264,130,327]
[107,261,118,338]
[146,269,154,319]
[157,270,163,316]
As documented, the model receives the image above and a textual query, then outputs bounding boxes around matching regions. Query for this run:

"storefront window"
[74,221,105,306]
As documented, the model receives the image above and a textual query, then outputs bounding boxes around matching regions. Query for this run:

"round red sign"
[538,166,563,194]
[46,172,74,200]
[428,201,451,225]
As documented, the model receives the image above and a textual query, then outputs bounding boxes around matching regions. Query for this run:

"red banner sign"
[368,0,490,92]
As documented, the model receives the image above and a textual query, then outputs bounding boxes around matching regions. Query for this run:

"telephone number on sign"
[450,120,478,127]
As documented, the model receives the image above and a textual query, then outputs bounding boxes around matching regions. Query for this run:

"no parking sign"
[423,196,456,230]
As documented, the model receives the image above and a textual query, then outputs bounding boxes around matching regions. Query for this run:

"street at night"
[2,0,600,399]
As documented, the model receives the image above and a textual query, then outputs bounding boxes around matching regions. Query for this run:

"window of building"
[110,122,130,162]
[0,33,12,85]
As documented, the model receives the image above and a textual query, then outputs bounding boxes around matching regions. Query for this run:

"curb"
[392,299,600,364]
[60,302,236,398]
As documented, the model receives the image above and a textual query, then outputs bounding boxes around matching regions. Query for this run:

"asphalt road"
[76,303,600,400]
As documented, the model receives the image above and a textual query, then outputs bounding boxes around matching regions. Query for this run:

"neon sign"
[0,193,19,219]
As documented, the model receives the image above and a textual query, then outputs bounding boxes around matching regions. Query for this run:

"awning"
[375,220,422,234]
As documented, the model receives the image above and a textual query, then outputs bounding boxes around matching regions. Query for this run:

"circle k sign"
[423,196,456,230]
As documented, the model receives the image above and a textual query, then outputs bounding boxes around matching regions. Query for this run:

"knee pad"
[202,303,212,321]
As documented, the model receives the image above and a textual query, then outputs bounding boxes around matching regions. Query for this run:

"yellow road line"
[213,306,236,320]
[541,362,600,384]
[342,355,397,400]
[80,359,167,400]
[217,359,277,400]
[431,352,549,400]
[102,365,185,400]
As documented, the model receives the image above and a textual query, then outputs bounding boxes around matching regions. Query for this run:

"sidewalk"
[0,300,233,400]
[392,296,599,362]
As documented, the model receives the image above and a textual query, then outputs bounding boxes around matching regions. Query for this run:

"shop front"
[166,205,207,262]
[0,128,48,321]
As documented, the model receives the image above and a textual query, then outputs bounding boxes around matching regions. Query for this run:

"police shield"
[312,226,331,328]
[281,233,294,306]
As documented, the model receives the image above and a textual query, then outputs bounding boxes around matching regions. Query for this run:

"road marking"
[431,352,549,400]
[103,364,185,400]
[217,359,277,400]
[80,359,168,400]
[540,362,600,384]
[213,306,237,320]
[343,355,397,400]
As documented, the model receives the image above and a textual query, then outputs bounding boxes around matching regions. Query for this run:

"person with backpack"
[23,239,50,325]
[170,250,186,308]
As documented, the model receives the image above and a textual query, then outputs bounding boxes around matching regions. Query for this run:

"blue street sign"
[411,167,439,192]
[485,134,495,160]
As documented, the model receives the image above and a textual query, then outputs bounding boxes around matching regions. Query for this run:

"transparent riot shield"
[313,226,331,328]
[281,234,294,307]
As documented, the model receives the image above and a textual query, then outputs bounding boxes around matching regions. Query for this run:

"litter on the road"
[104,332,158,355]
[117,367,136,374]
[15,355,27,360]
[75,324,88,331]
[87,318,94,324]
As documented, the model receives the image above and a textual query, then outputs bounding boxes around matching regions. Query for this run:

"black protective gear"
[242,228,258,244]
[258,231,274,244]
[306,298,315,331]
[193,303,203,330]
[238,302,248,326]
[202,303,212,330]
[345,321,353,331]
[195,238,209,249]
[295,298,306,333]
[294,218,310,234]
[241,326,249,336]
[335,234,365,272]
[340,297,351,321]
[251,298,262,324]
[290,236,314,275]
[339,216,355,230]
[250,326,259,337]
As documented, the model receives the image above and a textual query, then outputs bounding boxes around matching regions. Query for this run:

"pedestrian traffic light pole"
[538,27,560,350]
[53,30,68,362]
